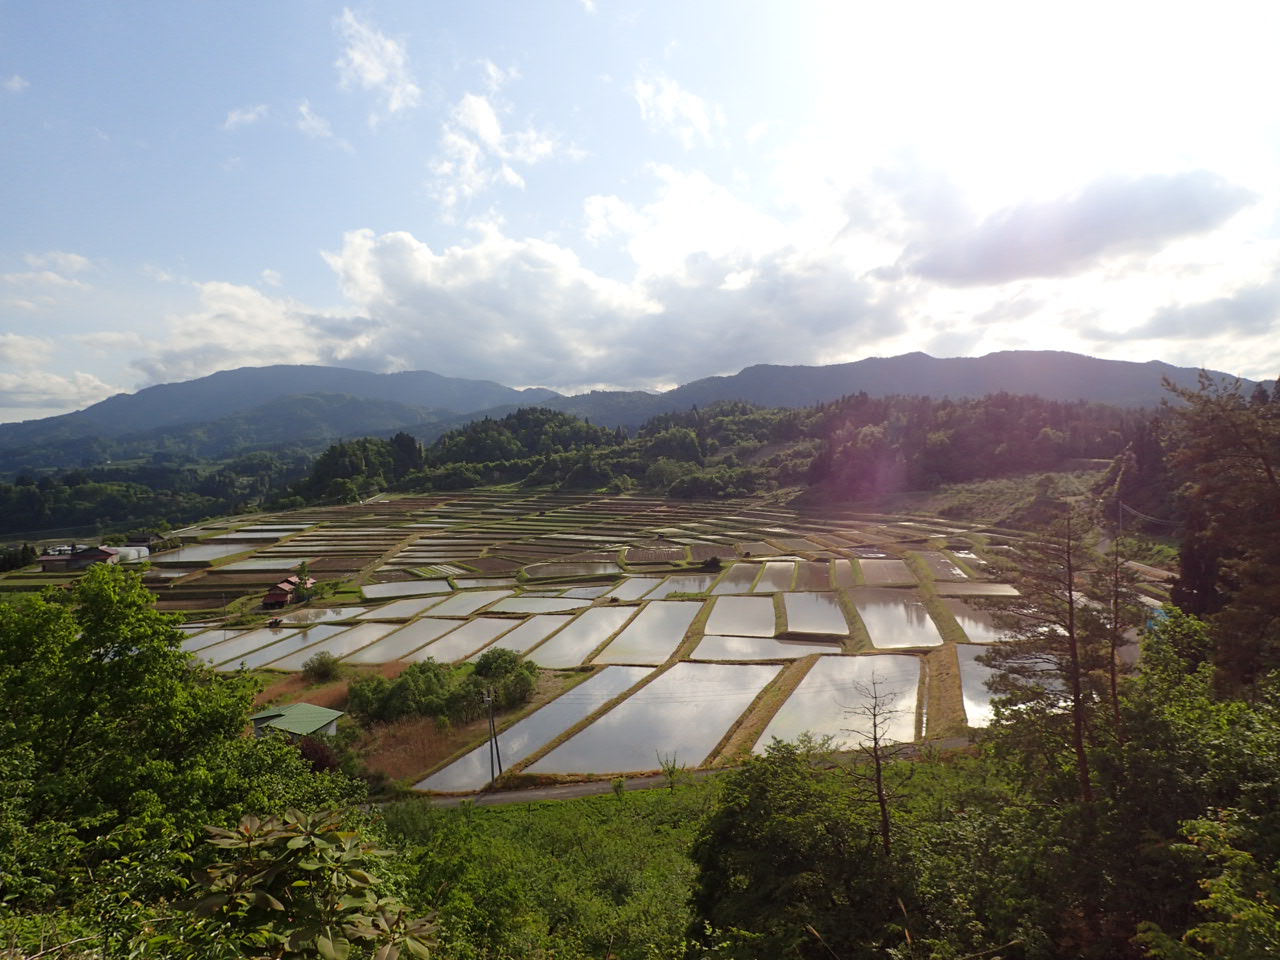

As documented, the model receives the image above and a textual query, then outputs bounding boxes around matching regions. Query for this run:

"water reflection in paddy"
[344,619,459,664]
[270,622,398,670]
[356,596,446,620]
[488,596,591,615]
[604,578,660,601]
[526,606,638,668]
[934,582,1019,598]
[794,561,833,591]
[756,654,919,750]
[236,624,350,669]
[704,596,776,637]
[752,561,795,593]
[469,615,572,658]
[183,628,243,653]
[782,592,849,635]
[562,584,614,599]
[363,580,452,599]
[647,574,718,599]
[524,561,621,579]
[956,644,1000,727]
[690,634,840,660]
[427,589,512,616]
[152,544,249,564]
[851,589,943,648]
[858,559,916,585]
[219,558,308,572]
[592,601,702,664]
[199,626,298,666]
[834,560,855,591]
[526,662,782,774]
[409,618,514,663]
[416,666,655,792]
[711,564,760,594]
[943,599,1015,643]
[280,606,367,623]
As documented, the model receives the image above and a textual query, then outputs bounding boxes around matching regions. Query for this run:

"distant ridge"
[0,351,1266,474]
[519,350,1264,428]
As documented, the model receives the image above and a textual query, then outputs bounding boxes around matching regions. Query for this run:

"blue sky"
[2,0,1279,422]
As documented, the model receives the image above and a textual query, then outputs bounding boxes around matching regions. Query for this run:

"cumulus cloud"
[335,8,421,123]
[315,217,906,391]
[224,103,269,130]
[2,75,28,93]
[130,281,379,386]
[430,74,558,215]
[902,171,1255,286]
[0,370,119,413]
[633,72,723,149]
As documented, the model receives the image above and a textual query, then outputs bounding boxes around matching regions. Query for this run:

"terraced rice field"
[167,490,1024,789]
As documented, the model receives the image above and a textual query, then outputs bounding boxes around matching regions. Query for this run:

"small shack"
[249,702,343,739]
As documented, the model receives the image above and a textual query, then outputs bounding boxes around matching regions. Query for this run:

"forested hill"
[289,392,1142,505]
[2,351,1268,477]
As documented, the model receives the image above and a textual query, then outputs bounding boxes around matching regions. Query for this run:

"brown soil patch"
[359,715,491,782]
[254,660,413,710]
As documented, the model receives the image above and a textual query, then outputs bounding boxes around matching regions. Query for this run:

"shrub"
[300,650,341,684]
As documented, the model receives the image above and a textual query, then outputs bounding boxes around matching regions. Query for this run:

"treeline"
[290,393,1142,504]
[0,450,309,538]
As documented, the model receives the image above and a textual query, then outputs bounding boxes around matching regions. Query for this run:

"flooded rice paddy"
[147,491,1036,786]
[756,654,920,749]
[526,662,782,774]
[416,666,656,792]
[851,589,944,648]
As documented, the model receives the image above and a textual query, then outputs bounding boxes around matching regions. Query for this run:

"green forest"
[2,376,1279,958]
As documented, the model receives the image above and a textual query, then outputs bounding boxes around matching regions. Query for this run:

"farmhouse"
[39,545,119,573]
[262,573,316,609]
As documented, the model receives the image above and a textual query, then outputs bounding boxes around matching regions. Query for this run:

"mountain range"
[0,351,1264,475]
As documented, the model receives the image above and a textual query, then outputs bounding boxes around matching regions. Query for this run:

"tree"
[1164,372,1280,687]
[688,736,898,958]
[979,503,1123,807]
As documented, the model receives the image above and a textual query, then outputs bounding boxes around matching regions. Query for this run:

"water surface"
[782,592,849,635]
[704,596,776,637]
[755,654,919,750]
[592,601,702,664]
[363,580,452,599]
[416,666,655,792]
[851,589,943,648]
[526,606,638,668]
[343,619,460,663]
[526,662,782,774]
[956,644,1000,727]
[691,634,840,660]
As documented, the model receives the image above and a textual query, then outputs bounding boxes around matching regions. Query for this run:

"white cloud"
[0,370,119,414]
[0,333,55,367]
[24,251,92,273]
[297,100,334,139]
[260,268,282,287]
[0,270,87,290]
[131,281,379,386]
[73,331,146,352]
[430,81,558,215]
[296,101,351,150]
[224,104,269,130]
[2,75,28,93]
[335,8,421,123]
[632,72,723,149]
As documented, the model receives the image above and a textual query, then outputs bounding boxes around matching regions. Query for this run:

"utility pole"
[484,690,496,787]
[484,688,504,786]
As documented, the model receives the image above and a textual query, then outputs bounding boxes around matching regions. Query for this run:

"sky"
[2,1,1279,423]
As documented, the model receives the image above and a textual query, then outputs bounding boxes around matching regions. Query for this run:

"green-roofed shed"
[250,702,343,738]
